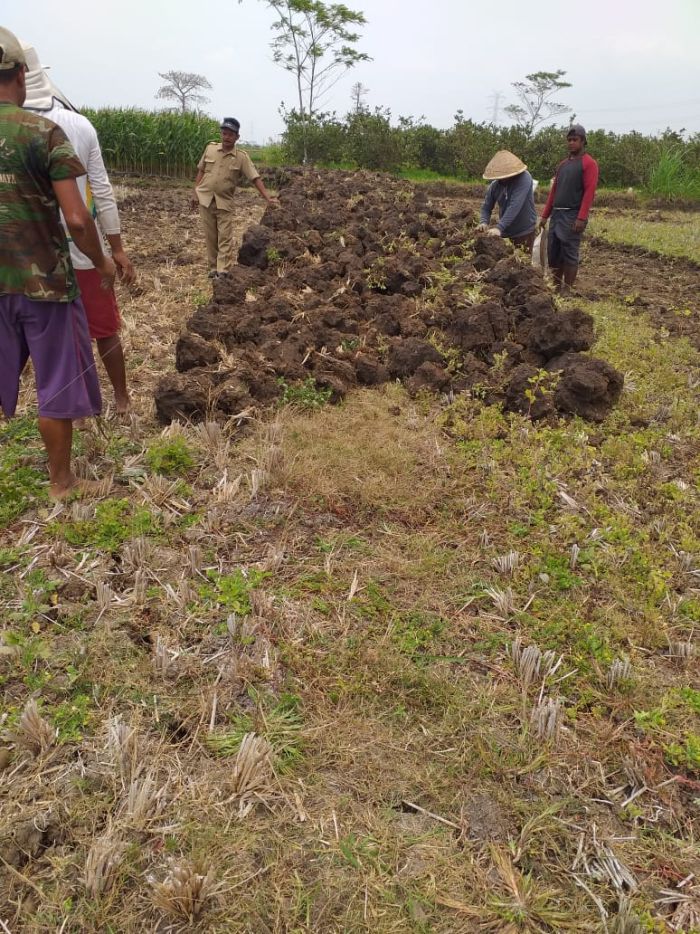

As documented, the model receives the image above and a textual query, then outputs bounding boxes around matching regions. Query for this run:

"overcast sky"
[10,0,700,141]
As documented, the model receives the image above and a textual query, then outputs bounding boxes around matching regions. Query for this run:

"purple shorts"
[0,294,102,420]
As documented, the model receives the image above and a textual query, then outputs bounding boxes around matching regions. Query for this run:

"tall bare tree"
[504,70,572,137]
[156,71,212,113]
[350,80,369,113]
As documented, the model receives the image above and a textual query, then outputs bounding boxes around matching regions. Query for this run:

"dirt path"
[110,183,266,421]
[580,237,700,346]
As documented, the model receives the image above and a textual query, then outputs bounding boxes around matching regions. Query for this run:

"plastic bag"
[531,231,548,272]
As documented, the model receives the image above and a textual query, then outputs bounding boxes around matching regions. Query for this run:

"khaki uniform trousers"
[199,201,236,273]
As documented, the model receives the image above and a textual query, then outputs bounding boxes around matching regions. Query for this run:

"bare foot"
[49,476,113,501]
[113,405,131,425]
[114,395,130,416]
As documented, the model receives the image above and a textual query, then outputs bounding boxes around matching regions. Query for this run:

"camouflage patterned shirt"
[0,102,86,301]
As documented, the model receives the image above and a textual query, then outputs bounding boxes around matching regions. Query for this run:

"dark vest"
[553,157,584,210]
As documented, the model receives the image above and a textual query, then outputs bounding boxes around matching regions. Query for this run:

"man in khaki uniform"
[192,117,275,277]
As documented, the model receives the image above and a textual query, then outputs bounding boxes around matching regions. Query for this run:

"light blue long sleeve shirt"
[480,170,537,239]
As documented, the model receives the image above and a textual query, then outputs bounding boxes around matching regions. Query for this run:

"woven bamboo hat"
[483,150,527,180]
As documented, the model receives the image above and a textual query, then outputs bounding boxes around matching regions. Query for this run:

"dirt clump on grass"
[155,168,623,424]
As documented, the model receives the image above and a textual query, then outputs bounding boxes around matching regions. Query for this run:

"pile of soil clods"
[155,169,623,423]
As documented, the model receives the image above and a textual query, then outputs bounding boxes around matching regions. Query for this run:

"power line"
[587,115,700,128]
[576,98,700,114]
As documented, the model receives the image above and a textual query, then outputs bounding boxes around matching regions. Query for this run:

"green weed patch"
[57,498,160,550]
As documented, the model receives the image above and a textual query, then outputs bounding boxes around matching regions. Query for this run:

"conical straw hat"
[483,150,527,180]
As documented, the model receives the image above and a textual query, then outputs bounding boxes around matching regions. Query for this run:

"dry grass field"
[0,177,698,932]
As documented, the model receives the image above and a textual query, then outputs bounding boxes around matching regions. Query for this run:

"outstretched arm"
[253,176,276,205]
[478,182,497,229]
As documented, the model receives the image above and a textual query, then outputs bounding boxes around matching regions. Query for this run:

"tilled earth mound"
[155,169,623,423]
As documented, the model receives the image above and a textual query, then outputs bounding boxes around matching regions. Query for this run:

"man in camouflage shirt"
[0,27,115,498]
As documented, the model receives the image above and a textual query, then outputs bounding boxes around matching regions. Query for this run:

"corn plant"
[82,108,220,178]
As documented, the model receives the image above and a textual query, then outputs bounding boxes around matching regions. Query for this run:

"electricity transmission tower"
[488,91,503,125]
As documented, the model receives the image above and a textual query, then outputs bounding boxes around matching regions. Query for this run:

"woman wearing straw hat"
[476,150,537,254]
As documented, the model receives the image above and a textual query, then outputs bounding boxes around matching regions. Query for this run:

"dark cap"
[567,123,587,141]
[220,117,240,133]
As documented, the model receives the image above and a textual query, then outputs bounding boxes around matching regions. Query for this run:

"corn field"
[82,109,220,178]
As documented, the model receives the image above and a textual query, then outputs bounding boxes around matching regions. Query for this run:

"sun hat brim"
[21,40,75,111]
[483,150,527,180]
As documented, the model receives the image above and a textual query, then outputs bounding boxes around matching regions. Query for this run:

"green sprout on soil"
[664,734,700,774]
[427,331,463,375]
[0,415,47,528]
[146,436,196,476]
[365,257,388,291]
[52,693,95,743]
[191,288,209,307]
[463,283,485,304]
[425,266,456,290]
[536,554,583,592]
[391,610,446,660]
[525,368,560,416]
[278,378,332,410]
[57,499,160,550]
[337,833,382,870]
[265,246,282,266]
[198,568,267,615]
[206,693,304,771]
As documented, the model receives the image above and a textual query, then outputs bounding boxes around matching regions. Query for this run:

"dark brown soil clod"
[155,168,623,423]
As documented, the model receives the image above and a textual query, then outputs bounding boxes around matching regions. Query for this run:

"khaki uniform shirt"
[195,142,260,210]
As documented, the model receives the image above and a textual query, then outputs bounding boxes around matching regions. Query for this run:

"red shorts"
[75,268,121,339]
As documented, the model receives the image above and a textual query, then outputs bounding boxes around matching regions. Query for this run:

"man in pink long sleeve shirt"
[539,125,599,292]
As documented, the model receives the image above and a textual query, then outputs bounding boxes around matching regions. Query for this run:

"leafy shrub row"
[282,107,700,194]
[81,106,700,197]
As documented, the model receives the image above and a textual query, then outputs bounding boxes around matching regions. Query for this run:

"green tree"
[156,71,212,114]
[504,70,572,138]
[346,107,401,171]
[257,0,371,159]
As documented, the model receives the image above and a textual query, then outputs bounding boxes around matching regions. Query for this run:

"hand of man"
[475,223,488,233]
[112,249,136,285]
[190,193,199,210]
[96,255,117,291]
[486,227,502,238]
[538,216,548,231]
[572,218,587,234]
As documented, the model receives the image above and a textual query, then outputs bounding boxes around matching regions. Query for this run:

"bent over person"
[0,27,115,498]
[192,117,275,277]
[476,150,537,253]
[539,125,599,292]
[23,39,136,415]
